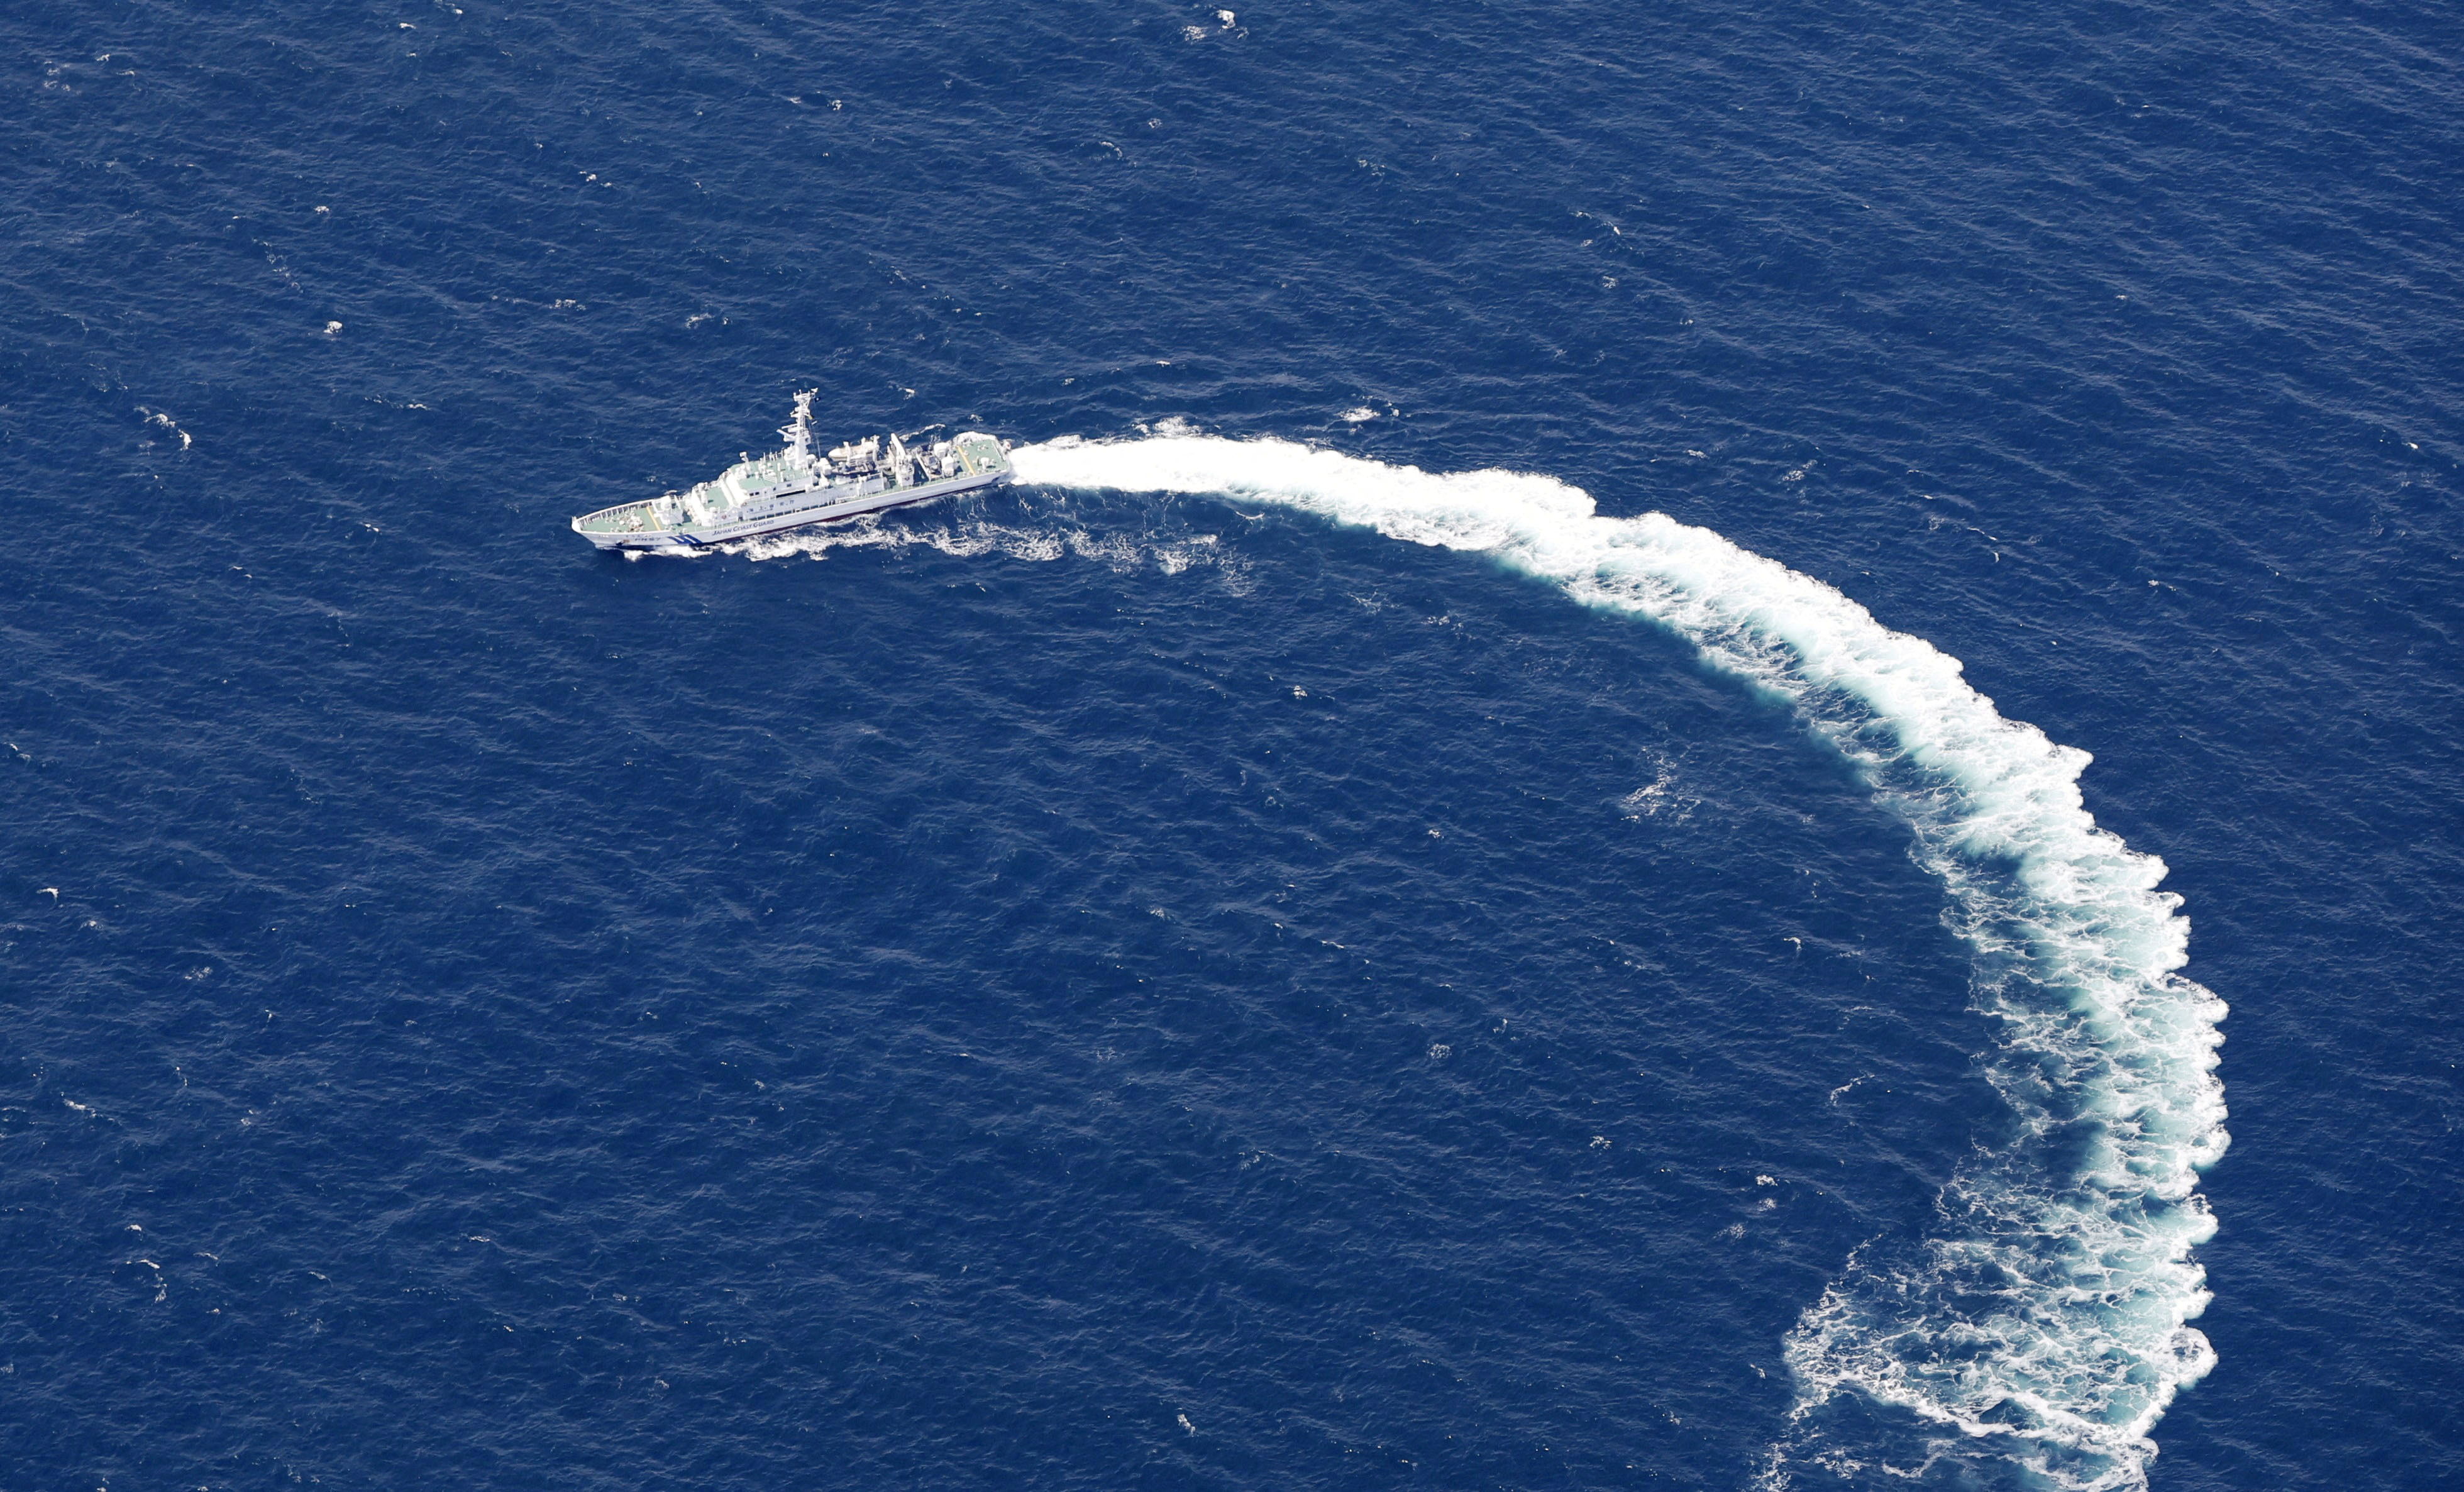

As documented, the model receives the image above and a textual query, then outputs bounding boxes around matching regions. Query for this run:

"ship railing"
[572,499,667,534]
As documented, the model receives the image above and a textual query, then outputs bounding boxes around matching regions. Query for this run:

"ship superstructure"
[571,392,1012,552]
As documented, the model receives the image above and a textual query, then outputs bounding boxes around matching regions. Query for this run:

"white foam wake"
[726,510,1238,579]
[1010,434,2228,1490]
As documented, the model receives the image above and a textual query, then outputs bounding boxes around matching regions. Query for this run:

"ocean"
[3,2,2459,1488]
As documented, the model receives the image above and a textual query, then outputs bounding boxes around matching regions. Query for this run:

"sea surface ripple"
[1010,434,2228,1489]
[2,1,2460,1489]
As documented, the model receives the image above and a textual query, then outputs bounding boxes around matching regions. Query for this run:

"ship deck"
[570,430,1008,543]
[573,499,666,535]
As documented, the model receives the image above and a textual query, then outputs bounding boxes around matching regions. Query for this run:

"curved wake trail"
[1009,435,2228,1491]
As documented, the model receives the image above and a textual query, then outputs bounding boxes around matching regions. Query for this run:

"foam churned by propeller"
[1012,433,2228,1492]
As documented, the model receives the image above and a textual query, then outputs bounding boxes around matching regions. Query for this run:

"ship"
[570,391,1012,553]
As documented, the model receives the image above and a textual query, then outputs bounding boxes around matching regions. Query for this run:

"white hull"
[572,409,1012,555]
[575,468,1005,553]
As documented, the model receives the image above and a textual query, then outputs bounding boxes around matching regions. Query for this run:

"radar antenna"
[781,389,817,462]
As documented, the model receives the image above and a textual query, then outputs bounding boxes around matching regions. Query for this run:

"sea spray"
[727,508,1240,580]
[1008,434,2228,1491]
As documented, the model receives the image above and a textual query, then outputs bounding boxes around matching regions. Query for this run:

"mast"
[781,389,817,463]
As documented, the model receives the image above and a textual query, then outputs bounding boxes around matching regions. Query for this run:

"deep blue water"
[4,2,2460,1488]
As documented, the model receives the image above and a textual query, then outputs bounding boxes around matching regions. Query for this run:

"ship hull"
[575,468,1008,553]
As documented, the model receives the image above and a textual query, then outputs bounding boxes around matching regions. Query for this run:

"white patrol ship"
[570,391,1012,553]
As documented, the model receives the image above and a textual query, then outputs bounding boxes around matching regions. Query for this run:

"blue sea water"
[3,2,2460,1488]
